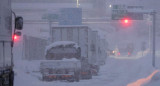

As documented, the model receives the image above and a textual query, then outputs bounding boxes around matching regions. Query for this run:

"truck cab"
[40,41,81,82]
[0,0,23,86]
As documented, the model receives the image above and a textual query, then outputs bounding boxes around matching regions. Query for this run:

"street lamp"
[109,5,112,8]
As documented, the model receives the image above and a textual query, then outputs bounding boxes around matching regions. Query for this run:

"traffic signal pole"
[152,11,156,67]
[111,4,157,67]
[144,11,156,67]
[136,10,156,67]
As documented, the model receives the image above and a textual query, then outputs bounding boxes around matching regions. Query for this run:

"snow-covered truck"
[89,31,100,75]
[0,0,23,86]
[98,38,107,65]
[50,25,93,79]
[40,41,81,82]
[89,31,108,75]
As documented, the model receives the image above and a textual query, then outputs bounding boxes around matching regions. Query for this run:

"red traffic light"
[122,18,130,24]
[124,19,129,24]
[120,18,132,27]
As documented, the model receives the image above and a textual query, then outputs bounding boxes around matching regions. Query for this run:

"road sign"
[112,5,127,20]
[112,5,126,10]
[59,8,82,25]
[127,6,144,9]
[42,14,59,21]
[126,12,143,20]
[112,5,144,20]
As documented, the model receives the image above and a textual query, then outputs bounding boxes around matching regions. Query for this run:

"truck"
[89,31,100,75]
[40,41,81,82]
[50,25,93,79]
[22,25,107,79]
[50,25,108,77]
[98,38,107,65]
[0,0,23,86]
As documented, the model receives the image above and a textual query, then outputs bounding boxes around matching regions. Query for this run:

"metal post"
[49,20,52,43]
[148,19,151,53]
[152,11,156,67]
[2,42,5,68]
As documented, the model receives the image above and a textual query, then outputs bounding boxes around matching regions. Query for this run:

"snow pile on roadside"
[99,54,155,86]
[14,60,41,73]
[125,54,156,86]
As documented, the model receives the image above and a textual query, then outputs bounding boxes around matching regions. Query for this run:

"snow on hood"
[45,41,80,54]
[62,58,79,61]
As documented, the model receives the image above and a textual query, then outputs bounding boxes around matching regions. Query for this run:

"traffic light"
[122,18,130,24]
[120,18,132,27]
[124,19,129,24]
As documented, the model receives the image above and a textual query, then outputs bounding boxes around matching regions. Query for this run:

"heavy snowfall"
[2,0,160,86]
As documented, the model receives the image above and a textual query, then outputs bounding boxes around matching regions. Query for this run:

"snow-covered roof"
[45,41,80,53]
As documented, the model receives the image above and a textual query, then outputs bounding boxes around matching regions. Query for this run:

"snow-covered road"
[14,54,156,86]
